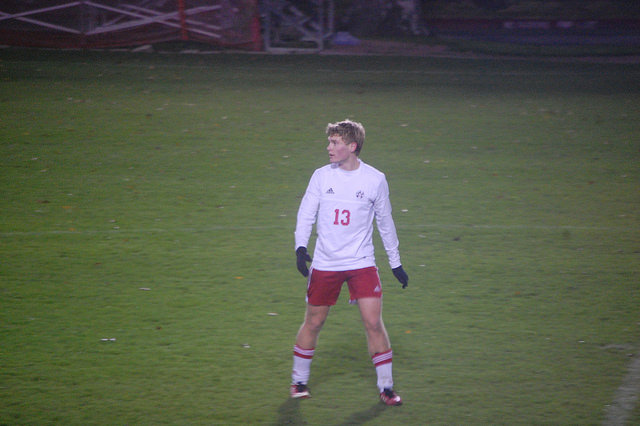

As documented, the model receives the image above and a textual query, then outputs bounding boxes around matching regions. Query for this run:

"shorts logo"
[356,190,364,199]
[326,188,335,194]
[374,285,381,292]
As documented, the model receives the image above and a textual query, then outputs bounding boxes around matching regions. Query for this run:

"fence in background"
[0,0,262,50]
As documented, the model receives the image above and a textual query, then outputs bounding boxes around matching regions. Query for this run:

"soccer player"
[290,119,409,406]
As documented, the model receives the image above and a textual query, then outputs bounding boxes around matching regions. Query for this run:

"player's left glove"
[296,246,312,277]
[392,265,409,289]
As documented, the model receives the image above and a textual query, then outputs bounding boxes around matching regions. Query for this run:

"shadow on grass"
[338,402,387,425]
[275,399,387,425]
[275,398,306,425]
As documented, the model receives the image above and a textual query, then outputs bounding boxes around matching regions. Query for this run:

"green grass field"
[1,48,639,424]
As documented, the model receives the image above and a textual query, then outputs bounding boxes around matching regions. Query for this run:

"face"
[327,134,355,165]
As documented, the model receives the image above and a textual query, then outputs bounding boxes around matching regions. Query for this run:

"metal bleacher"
[261,0,334,53]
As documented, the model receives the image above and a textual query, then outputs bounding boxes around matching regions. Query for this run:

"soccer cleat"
[380,388,402,406]
[290,382,311,399]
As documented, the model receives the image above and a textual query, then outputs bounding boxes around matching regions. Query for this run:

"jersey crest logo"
[356,190,365,199]
[326,188,335,194]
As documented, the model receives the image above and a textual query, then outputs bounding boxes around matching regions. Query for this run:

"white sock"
[372,349,393,392]
[292,345,315,385]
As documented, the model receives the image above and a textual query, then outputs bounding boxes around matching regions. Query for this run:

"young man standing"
[290,119,409,406]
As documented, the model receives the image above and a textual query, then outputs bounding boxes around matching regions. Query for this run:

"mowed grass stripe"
[6,55,636,77]
[1,223,635,237]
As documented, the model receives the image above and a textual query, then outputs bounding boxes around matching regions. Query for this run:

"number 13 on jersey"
[333,209,351,226]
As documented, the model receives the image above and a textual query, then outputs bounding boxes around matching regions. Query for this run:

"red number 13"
[333,209,351,226]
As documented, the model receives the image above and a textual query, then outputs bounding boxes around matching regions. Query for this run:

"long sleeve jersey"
[294,160,401,271]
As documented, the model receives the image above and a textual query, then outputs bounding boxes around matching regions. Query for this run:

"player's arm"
[294,171,320,277]
[374,178,409,288]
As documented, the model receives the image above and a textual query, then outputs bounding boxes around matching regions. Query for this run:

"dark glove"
[392,265,409,289]
[296,246,312,277]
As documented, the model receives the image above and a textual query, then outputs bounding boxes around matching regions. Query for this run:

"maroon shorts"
[306,266,382,306]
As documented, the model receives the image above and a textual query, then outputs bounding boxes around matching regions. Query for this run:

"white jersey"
[295,160,401,271]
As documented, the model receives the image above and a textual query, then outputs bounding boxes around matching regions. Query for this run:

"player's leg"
[291,269,343,398]
[345,267,391,356]
[357,297,390,356]
[358,297,402,405]
[296,303,330,350]
[291,304,330,398]
[346,267,403,406]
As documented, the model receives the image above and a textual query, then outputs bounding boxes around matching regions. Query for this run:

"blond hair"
[326,119,365,156]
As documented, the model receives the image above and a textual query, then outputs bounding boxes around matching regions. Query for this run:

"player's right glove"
[392,265,409,289]
[296,246,312,277]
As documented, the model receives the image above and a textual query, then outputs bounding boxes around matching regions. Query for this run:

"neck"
[339,156,360,171]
